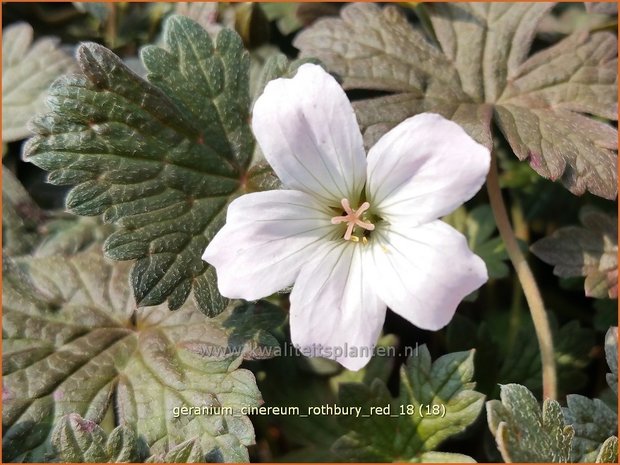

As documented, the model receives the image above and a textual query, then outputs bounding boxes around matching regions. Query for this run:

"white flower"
[203,64,490,370]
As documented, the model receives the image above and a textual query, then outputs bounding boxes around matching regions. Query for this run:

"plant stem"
[486,152,557,400]
[106,3,117,49]
[507,198,527,351]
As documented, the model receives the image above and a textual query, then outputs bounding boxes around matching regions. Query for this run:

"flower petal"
[252,63,366,205]
[202,190,334,300]
[290,242,386,371]
[368,220,487,330]
[366,113,490,226]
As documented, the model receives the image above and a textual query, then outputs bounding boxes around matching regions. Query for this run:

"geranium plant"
[2,2,618,463]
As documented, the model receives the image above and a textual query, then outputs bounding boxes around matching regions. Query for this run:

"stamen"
[331,198,375,242]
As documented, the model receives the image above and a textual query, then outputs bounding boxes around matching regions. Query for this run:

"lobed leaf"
[145,437,206,463]
[24,15,254,312]
[51,414,141,463]
[531,208,618,299]
[2,22,75,142]
[294,3,618,199]
[2,169,44,256]
[499,319,595,395]
[486,384,574,462]
[2,252,284,462]
[563,395,617,462]
[34,215,114,258]
[596,436,619,463]
[332,346,484,461]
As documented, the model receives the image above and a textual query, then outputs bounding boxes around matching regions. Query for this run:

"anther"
[331,198,375,242]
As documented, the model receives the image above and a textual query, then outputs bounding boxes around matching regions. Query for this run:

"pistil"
[331,198,375,241]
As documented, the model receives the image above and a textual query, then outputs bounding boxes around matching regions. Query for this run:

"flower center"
[331,198,375,243]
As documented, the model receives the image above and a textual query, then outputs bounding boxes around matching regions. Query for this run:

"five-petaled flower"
[203,64,490,370]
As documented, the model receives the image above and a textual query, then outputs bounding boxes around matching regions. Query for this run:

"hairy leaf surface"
[531,209,618,298]
[2,252,283,462]
[2,23,75,142]
[332,346,484,461]
[295,3,618,198]
[487,384,574,462]
[564,395,617,462]
[51,414,141,463]
[24,15,254,312]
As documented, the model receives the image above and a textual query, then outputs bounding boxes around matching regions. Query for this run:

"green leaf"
[596,436,619,463]
[145,437,206,463]
[51,414,141,463]
[332,346,484,461]
[499,318,595,396]
[34,215,114,258]
[2,169,113,259]
[605,326,618,394]
[24,15,254,312]
[561,330,618,463]
[531,208,618,299]
[257,351,344,458]
[260,3,303,35]
[2,169,44,256]
[2,22,75,142]
[444,205,509,280]
[294,3,618,199]
[2,252,283,462]
[563,395,617,462]
[330,334,399,389]
[487,384,574,462]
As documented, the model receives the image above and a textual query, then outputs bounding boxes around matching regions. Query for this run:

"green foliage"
[532,208,618,299]
[260,3,303,35]
[499,319,595,395]
[52,413,232,463]
[564,395,617,462]
[447,314,596,397]
[562,327,619,463]
[487,384,574,462]
[444,205,509,280]
[52,414,141,463]
[295,3,618,199]
[24,15,254,313]
[3,169,113,258]
[332,346,485,462]
[2,252,284,462]
[145,438,206,463]
[34,215,114,258]
[4,4,618,463]
[596,437,619,463]
[2,23,75,142]
[2,169,44,256]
